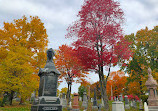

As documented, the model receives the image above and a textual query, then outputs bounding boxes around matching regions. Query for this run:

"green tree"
[78,85,87,99]
[124,26,158,96]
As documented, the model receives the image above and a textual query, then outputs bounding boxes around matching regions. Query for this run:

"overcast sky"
[0,0,158,93]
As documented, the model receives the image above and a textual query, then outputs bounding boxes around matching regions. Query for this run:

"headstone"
[61,93,67,108]
[92,89,97,109]
[124,95,130,109]
[144,102,149,111]
[139,100,143,110]
[16,98,20,102]
[114,97,117,101]
[98,104,102,111]
[130,100,133,107]
[112,101,125,111]
[72,93,79,111]
[79,97,82,101]
[70,101,72,108]
[91,98,93,103]
[145,68,158,106]
[119,94,123,101]
[101,98,104,107]
[82,92,88,109]
[31,48,62,111]
[133,100,137,109]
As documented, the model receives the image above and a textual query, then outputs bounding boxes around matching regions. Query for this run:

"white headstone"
[91,98,93,102]
[69,101,72,108]
[112,101,125,111]
[144,102,148,111]
[101,98,104,107]
[79,97,82,101]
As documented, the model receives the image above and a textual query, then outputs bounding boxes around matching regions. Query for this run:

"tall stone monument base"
[148,106,158,111]
[31,96,62,111]
[112,101,125,111]
[125,104,130,109]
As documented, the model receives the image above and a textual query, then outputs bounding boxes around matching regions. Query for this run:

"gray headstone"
[31,48,62,111]
[130,100,133,107]
[82,92,88,109]
[92,89,97,109]
[133,100,137,109]
[114,97,117,101]
[119,94,123,101]
[61,93,67,108]
[124,95,130,109]
[139,100,143,110]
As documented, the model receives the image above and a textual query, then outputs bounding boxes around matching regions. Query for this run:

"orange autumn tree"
[127,81,141,96]
[107,71,127,97]
[90,81,102,99]
[0,16,48,105]
[55,44,88,105]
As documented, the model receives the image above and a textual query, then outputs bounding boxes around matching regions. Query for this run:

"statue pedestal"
[112,101,125,111]
[31,96,62,111]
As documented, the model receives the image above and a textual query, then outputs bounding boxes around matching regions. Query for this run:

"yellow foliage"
[0,16,48,101]
[60,87,68,94]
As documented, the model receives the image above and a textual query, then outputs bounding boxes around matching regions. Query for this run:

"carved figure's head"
[47,48,55,61]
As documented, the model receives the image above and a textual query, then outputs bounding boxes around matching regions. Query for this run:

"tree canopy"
[66,0,131,109]
[124,26,158,96]
[0,16,48,104]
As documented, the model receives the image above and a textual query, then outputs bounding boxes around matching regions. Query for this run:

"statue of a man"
[46,48,55,62]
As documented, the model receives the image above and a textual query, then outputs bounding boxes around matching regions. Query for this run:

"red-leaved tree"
[66,0,132,109]
[55,45,88,106]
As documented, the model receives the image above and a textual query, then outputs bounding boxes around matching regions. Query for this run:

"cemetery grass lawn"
[0,100,31,111]
[0,100,140,111]
[75,100,140,111]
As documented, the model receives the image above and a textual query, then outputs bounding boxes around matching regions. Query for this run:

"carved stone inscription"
[42,107,58,110]
[44,73,58,96]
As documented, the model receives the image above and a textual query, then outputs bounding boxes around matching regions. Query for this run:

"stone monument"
[101,98,104,107]
[72,93,79,111]
[119,94,123,101]
[145,68,158,106]
[145,68,158,111]
[82,92,88,109]
[31,48,62,111]
[133,100,137,109]
[139,99,143,110]
[112,101,125,111]
[92,89,98,109]
[124,95,130,109]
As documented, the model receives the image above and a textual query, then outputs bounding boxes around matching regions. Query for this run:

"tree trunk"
[69,84,72,103]
[101,66,109,110]
[67,83,70,106]
[19,98,24,105]
[9,91,14,105]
